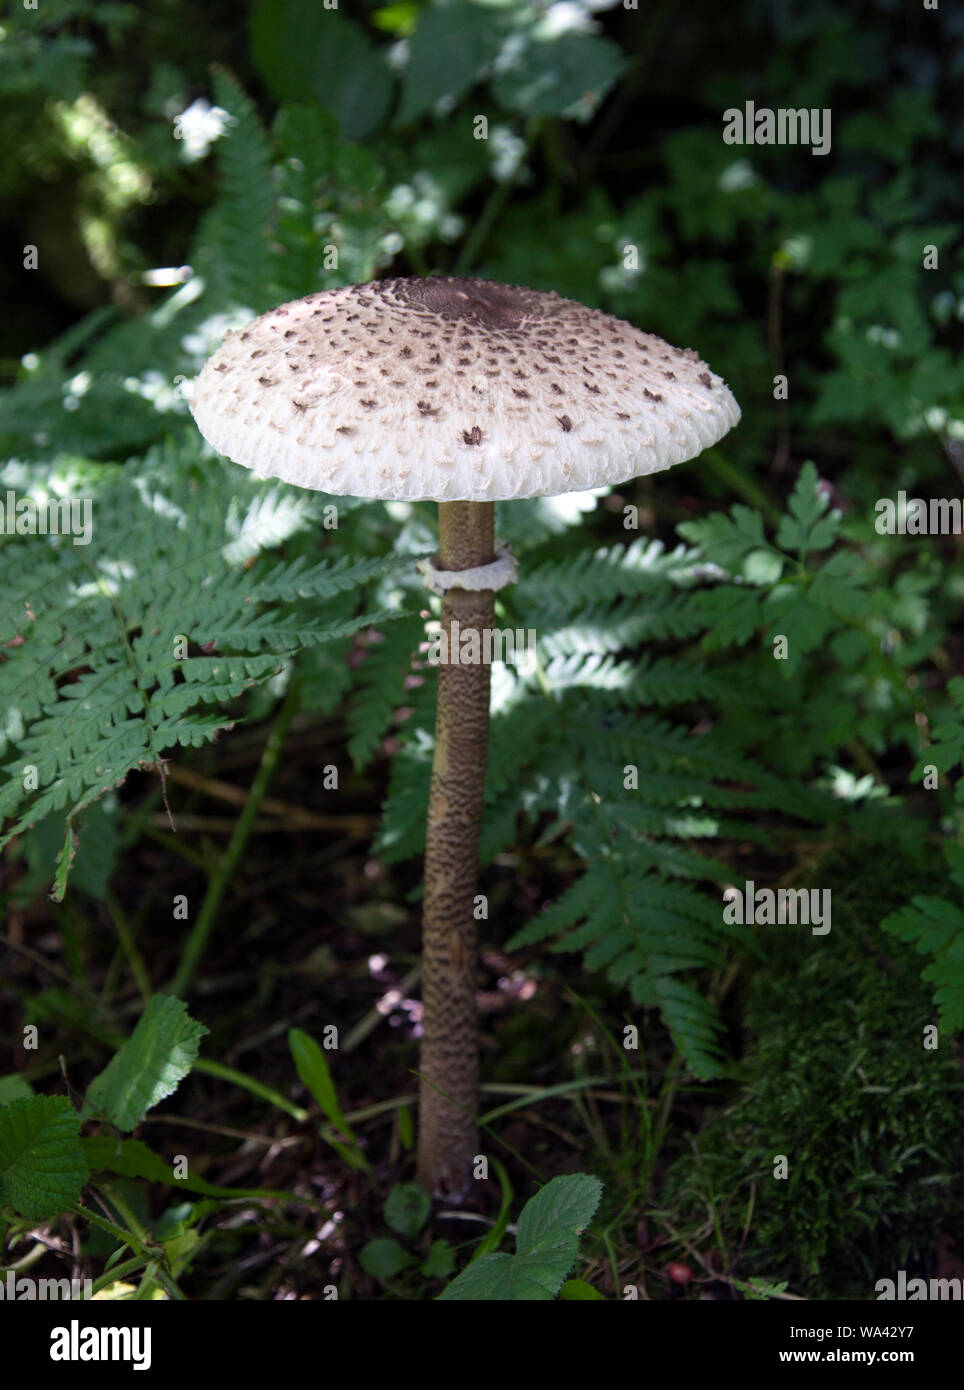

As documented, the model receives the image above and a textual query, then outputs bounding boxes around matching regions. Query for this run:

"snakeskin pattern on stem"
[416,501,495,1199]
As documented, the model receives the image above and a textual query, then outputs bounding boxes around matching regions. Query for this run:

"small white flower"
[866,324,900,349]
[539,2,596,37]
[779,235,812,270]
[493,32,527,75]
[180,309,255,362]
[490,125,526,182]
[438,213,464,242]
[67,371,91,397]
[719,159,758,192]
[386,183,416,215]
[386,39,410,70]
[173,99,233,162]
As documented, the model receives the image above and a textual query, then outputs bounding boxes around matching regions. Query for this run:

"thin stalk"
[105,890,152,1004]
[416,500,495,1197]
[169,677,299,997]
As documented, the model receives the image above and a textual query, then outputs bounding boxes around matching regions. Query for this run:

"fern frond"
[347,614,426,769]
[271,105,387,298]
[517,536,705,605]
[0,448,410,892]
[508,862,729,1077]
[193,68,276,312]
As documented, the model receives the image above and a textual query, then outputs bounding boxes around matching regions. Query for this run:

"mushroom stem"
[417,500,496,1198]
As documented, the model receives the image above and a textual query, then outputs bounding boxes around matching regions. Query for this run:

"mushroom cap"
[189,277,740,502]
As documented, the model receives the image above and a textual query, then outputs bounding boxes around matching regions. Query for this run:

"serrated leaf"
[786,460,826,530]
[438,1174,602,1300]
[84,995,208,1131]
[0,450,409,895]
[882,866,964,1032]
[677,505,768,569]
[776,461,839,557]
[516,1173,602,1257]
[0,1095,87,1219]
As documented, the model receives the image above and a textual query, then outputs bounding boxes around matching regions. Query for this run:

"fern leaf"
[195,69,276,312]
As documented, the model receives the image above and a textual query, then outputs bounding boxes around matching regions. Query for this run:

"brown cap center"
[394,277,541,330]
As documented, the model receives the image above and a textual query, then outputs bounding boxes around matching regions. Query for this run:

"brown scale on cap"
[190,276,740,501]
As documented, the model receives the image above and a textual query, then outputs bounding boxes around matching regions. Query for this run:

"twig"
[164,763,374,834]
[141,1114,305,1147]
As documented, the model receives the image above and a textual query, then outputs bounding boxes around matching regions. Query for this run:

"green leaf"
[84,995,208,1132]
[0,450,404,896]
[384,1182,432,1238]
[882,888,964,1032]
[82,1136,298,1202]
[677,504,769,569]
[494,31,627,120]
[742,548,784,586]
[372,4,420,37]
[251,0,392,140]
[272,104,385,296]
[516,1171,602,1258]
[360,1237,417,1279]
[0,1096,87,1220]
[775,460,839,557]
[0,1074,34,1105]
[205,69,276,312]
[421,1239,456,1278]
[698,588,763,648]
[397,1,507,124]
[288,1027,354,1137]
[763,590,834,674]
[560,1277,605,1299]
[436,1250,513,1299]
[438,1174,603,1300]
[397,1103,414,1152]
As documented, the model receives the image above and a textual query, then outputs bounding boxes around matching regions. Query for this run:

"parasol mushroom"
[189,275,741,1198]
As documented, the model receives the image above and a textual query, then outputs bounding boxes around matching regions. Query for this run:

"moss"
[662,834,964,1298]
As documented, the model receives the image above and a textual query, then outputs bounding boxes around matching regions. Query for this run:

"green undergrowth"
[661,835,964,1299]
